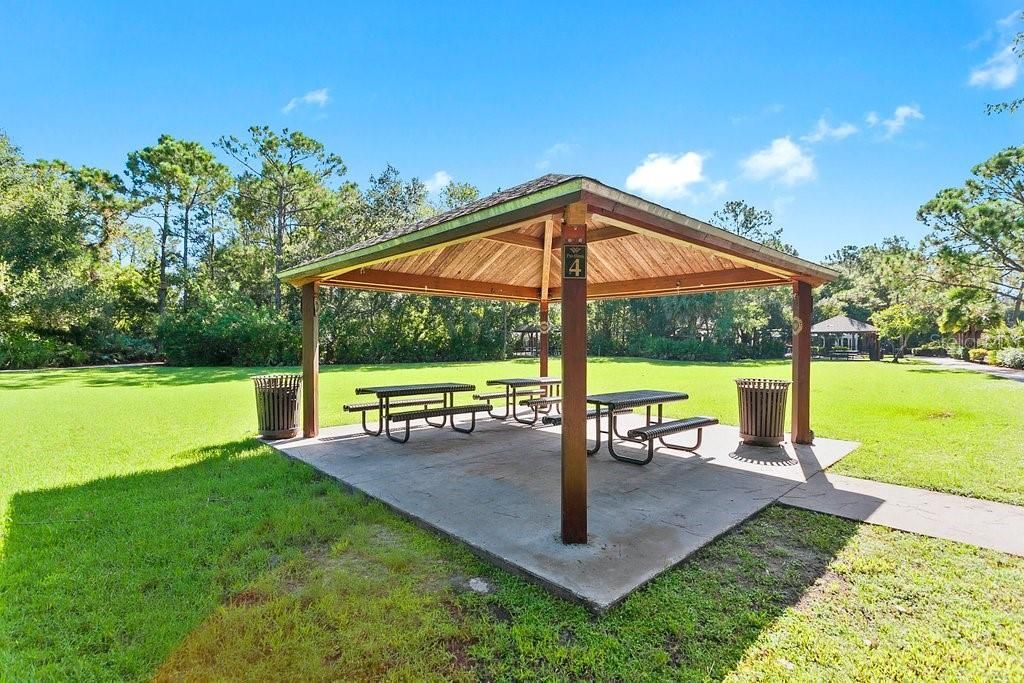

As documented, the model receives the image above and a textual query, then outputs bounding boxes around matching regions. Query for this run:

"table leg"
[587,404,603,456]
[513,385,539,425]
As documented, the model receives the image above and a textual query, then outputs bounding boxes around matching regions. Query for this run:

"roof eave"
[278,177,586,285]
[578,178,839,285]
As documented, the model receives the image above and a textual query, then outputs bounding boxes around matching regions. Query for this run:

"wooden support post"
[539,301,549,376]
[301,282,319,438]
[539,218,553,378]
[560,202,588,544]
[791,280,812,444]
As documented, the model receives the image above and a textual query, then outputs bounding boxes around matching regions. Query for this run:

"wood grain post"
[560,202,588,544]
[539,301,549,377]
[791,280,812,444]
[301,282,319,438]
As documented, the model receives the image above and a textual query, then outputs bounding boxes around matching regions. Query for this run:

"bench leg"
[658,428,703,453]
[385,419,411,444]
[451,411,478,434]
[607,411,654,465]
[608,435,654,465]
[360,401,384,436]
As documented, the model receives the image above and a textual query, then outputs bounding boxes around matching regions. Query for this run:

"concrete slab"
[270,414,859,611]
[782,472,1024,557]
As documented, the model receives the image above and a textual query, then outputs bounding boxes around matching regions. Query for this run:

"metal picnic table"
[586,389,690,463]
[484,376,562,425]
[352,382,477,439]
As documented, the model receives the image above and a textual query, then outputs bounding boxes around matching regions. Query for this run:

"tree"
[918,146,1024,325]
[166,141,230,303]
[218,127,347,309]
[938,287,1003,345]
[126,135,181,318]
[436,180,479,211]
[871,303,931,362]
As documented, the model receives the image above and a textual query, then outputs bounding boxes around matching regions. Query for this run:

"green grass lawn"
[1,359,1023,680]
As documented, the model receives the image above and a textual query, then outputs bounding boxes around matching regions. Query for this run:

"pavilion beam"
[791,280,813,444]
[540,219,553,377]
[301,282,319,438]
[325,269,540,301]
[560,201,588,544]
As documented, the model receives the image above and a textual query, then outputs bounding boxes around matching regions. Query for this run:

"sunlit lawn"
[1,359,1023,680]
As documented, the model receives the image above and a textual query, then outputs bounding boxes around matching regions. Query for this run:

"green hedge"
[158,298,299,366]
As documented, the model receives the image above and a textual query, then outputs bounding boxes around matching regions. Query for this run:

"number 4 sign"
[562,245,587,280]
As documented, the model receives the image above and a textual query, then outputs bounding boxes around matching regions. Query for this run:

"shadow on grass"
[0,438,366,680]
[0,433,864,680]
[905,366,1024,384]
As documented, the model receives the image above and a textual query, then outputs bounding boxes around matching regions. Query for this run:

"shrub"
[979,324,1024,351]
[0,330,88,369]
[158,297,299,366]
[912,346,947,357]
[968,348,989,363]
[986,349,999,365]
[628,335,734,362]
[996,348,1024,369]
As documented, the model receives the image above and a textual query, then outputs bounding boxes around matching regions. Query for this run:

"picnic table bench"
[349,382,488,443]
[586,389,718,465]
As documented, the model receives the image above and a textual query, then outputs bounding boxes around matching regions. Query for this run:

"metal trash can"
[735,378,790,446]
[253,374,302,439]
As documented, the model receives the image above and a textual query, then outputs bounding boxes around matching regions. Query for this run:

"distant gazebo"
[514,323,559,357]
[811,315,879,360]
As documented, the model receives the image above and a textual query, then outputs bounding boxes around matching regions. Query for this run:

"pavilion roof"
[810,315,878,334]
[279,174,838,301]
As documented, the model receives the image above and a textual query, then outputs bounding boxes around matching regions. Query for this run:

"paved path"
[915,355,1024,383]
[782,472,1024,556]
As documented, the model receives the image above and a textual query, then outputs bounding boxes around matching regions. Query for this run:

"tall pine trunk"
[182,203,191,307]
[274,189,285,310]
[158,197,170,318]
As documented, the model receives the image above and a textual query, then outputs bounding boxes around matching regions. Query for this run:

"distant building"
[810,315,879,360]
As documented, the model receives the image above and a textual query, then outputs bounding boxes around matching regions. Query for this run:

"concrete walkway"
[782,472,1024,556]
[915,356,1024,383]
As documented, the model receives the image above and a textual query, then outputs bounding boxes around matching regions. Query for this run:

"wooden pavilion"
[279,174,838,544]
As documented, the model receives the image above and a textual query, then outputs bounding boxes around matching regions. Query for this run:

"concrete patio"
[269,413,860,611]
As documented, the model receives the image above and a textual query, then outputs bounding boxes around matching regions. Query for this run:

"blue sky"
[3,1,1024,260]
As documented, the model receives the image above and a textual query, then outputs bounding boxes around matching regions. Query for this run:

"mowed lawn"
[1,359,1023,680]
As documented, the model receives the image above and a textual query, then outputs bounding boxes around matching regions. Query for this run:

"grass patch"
[1,360,1023,679]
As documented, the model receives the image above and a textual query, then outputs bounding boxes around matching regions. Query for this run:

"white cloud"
[536,142,575,171]
[625,152,711,199]
[740,137,815,185]
[968,11,1022,89]
[969,44,1020,89]
[423,170,452,193]
[801,117,858,143]
[282,88,330,114]
[865,104,923,139]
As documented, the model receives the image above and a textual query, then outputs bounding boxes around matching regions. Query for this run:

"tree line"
[1,126,1021,369]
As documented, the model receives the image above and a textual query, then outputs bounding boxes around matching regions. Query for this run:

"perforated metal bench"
[473,389,542,401]
[343,397,443,436]
[623,416,719,465]
[520,396,562,407]
[541,407,630,426]
[385,403,492,443]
